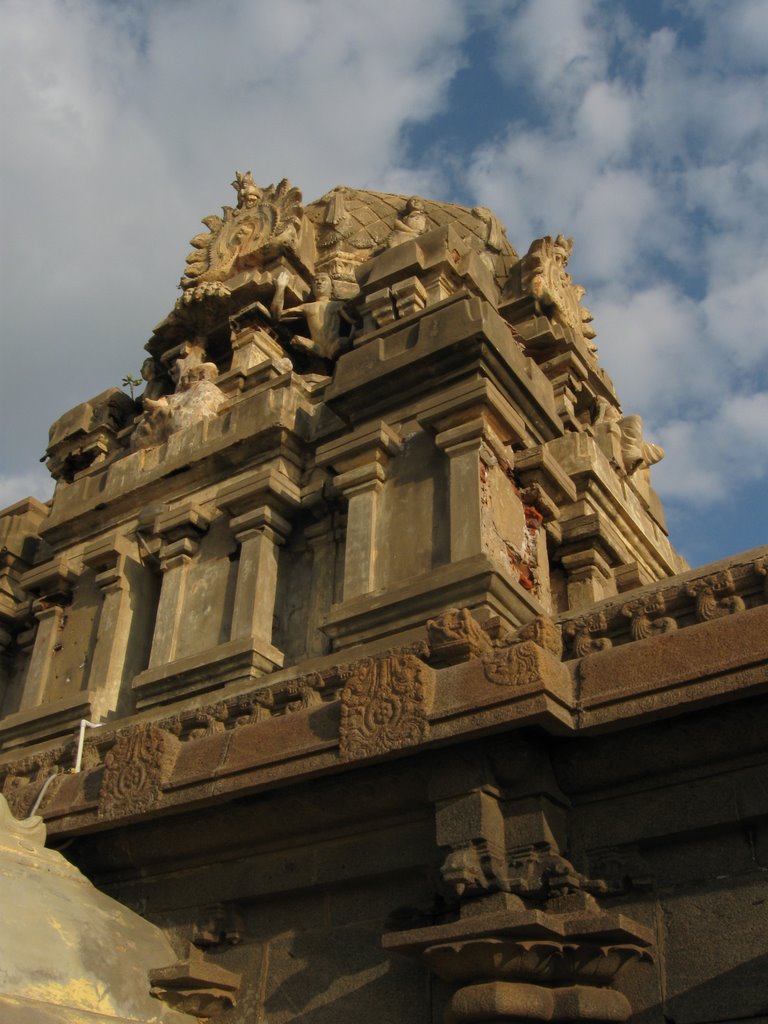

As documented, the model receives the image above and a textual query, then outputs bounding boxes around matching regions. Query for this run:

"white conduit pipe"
[73,718,103,774]
[26,718,103,820]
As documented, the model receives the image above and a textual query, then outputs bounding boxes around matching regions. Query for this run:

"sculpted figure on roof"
[180,176,304,290]
[271,270,354,361]
[387,196,428,248]
[131,341,226,450]
[522,234,598,356]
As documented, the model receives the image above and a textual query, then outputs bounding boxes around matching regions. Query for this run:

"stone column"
[218,465,301,664]
[229,506,291,645]
[304,516,342,656]
[148,507,212,669]
[434,418,496,562]
[561,548,614,610]
[81,534,140,718]
[18,558,78,710]
[317,422,401,603]
[384,888,649,1024]
[334,463,386,599]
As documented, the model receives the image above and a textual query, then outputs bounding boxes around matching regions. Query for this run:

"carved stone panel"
[98,724,180,819]
[339,654,435,761]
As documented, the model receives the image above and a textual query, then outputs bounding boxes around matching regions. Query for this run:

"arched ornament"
[181,174,304,290]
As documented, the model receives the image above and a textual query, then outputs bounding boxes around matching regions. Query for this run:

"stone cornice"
[2,566,765,834]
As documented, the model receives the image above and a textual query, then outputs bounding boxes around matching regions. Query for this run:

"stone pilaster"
[317,422,401,602]
[218,464,301,668]
[80,533,141,719]
[561,548,614,610]
[334,462,386,599]
[229,506,291,647]
[18,557,78,710]
[434,418,497,563]
[148,507,212,669]
[304,515,342,656]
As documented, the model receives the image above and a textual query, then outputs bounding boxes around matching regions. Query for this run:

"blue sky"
[1,0,766,568]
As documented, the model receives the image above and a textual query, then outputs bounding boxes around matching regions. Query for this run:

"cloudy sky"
[1,0,766,567]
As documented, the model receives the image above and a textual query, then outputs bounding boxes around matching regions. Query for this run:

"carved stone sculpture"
[687,569,746,621]
[140,357,172,403]
[618,414,665,474]
[520,234,598,355]
[472,205,507,275]
[149,946,241,1018]
[621,593,677,641]
[272,269,354,360]
[483,616,567,688]
[132,341,226,449]
[593,399,665,475]
[562,611,612,657]
[387,196,428,248]
[181,176,304,289]
[427,607,492,664]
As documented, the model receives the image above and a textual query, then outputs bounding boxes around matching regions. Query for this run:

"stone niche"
[1,175,766,1024]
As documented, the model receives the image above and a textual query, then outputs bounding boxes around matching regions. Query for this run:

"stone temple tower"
[0,176,766,1022]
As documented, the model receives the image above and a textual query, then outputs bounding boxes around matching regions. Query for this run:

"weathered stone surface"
[1,175,766,1022]
[0,794,189,1023]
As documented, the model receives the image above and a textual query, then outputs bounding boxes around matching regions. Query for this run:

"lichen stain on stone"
[20,977,117,1014]
[46,914,78,948]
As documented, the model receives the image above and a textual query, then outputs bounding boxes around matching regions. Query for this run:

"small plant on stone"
[122,373,142,400]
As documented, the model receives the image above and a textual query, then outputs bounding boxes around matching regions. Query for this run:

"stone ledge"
[133,637,284,710]
[0,690,97,750]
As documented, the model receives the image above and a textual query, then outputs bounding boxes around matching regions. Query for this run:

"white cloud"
[0,0,468,500]
[461,1,768,526]
[493,0,604,104]
[655,391,768,502]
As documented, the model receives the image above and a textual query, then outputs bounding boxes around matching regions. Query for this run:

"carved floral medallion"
[98,724,179,819]
[339,654,435,760]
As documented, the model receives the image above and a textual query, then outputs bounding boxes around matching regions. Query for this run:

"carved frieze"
[687,569,746,621]
[621,593,677,641]
[98,724,180,819]
[0,750,58,819]
[339,654,435,761]
[283,673,325,713]
[562,611,612,657]
[483,616,565,687]
[426,607,492,664]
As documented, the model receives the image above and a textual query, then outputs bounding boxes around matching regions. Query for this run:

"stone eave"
[324,292,563,442]
[3,592,765,838]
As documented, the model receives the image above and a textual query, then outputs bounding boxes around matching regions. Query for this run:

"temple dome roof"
[0,794,189,1023]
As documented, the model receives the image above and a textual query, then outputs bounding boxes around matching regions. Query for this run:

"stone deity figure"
[525,234,598,357]
[593,398,664,475]
[139,358,170,403]
[272,271,353,360]
[173,341,220,388]
[387,197,428,248]
[231,170,262,210]
[131,342,225,449]
[473,206,506,276]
